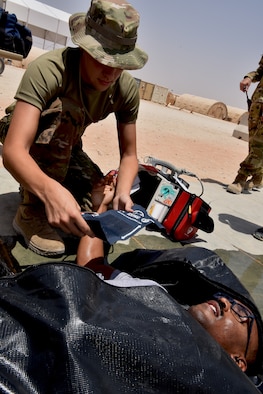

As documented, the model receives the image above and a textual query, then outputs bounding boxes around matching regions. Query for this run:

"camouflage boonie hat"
[69,0,148,70]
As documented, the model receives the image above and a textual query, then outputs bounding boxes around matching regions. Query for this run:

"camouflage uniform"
[238,55,263,178]
[0,96,103,211]
[1,0,148,257]
[1,47,140,211]
[29,97,103,212]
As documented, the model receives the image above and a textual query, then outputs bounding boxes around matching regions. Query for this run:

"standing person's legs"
[227,94,263,194]
[244,100,263,190]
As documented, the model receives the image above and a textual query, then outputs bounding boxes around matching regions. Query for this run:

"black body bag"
[0,247,262,393]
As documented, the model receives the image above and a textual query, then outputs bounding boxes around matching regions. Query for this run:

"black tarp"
[0,247,262,393]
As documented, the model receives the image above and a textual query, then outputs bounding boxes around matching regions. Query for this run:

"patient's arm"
[76,172,116,279]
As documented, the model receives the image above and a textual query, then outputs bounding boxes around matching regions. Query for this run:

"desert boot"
[226,174,247,194]
[13,204,65,257]
[245,174,263,191]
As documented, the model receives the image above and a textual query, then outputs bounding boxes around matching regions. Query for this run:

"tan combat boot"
[13,190,65,257]
[245,174,263,191]
[226,174,247,194]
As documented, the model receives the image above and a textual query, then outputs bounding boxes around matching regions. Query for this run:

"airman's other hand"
[240,76,252,92]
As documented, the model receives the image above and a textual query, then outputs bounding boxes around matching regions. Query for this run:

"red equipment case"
[131,157,214,241]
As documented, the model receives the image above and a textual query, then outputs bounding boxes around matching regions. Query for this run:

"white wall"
[5,0,73,50]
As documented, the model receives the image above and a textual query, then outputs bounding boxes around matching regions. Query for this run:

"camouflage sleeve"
[245,55,263,83]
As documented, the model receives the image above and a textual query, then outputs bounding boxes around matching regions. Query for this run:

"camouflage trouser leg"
[63,143,104,211]
[0,102,16,144]
[29,97,103,210]
[238,87,263,177]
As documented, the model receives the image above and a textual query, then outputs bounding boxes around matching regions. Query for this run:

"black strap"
[246,91,252,110]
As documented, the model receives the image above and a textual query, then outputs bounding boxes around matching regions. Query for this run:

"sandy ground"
[0,64,248,185]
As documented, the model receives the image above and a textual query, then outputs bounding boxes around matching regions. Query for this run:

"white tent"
[3,0,72,50]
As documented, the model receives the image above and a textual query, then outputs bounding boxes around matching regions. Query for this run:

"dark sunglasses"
[214,292,255,357]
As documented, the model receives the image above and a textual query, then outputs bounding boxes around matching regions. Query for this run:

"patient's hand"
[91,170,116,212]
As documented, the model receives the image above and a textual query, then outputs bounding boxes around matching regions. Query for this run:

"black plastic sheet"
[0,258,260,393]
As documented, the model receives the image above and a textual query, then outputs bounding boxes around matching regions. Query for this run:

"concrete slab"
[232,111,249,141]
[188,180,262,255]
[232,128,249,142]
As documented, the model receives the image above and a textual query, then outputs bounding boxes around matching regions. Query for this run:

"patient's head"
[188,292,258,372]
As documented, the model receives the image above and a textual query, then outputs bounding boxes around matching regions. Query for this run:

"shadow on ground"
[201,178,227,187]
[219,213,261,235]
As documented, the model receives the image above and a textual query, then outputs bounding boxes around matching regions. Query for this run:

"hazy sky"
[39,0,262,109]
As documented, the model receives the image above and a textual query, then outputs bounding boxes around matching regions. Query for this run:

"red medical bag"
[131,157,214,241]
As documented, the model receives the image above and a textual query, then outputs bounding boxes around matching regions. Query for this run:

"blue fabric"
[0,7,32,57]
[82,204,164,244]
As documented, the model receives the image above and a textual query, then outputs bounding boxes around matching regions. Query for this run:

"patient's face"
[188,295,258,367]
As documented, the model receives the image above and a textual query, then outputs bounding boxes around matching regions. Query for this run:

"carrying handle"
[144,156,204,197]
[144,156,195,177]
